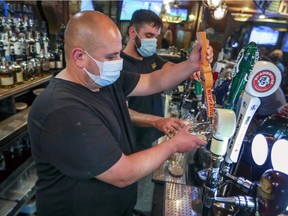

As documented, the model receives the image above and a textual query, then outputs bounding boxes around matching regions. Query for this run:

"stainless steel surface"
[165,182,203,216]
[0,164,37,201]
[0,199,17,216]
[153,160,187,185]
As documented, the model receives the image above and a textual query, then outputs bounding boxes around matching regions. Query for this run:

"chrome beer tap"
[202,108,236,214]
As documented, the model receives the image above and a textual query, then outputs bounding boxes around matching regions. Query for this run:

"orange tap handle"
[196,32,214,117]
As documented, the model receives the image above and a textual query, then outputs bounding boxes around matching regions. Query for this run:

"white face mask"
[83,51,123,87]
[135,32,157,57]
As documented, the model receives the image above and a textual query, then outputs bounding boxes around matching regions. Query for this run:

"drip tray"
[164,182,203,216]
[0,199,17,216]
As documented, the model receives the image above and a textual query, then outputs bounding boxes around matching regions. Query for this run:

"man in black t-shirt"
[28,11,213,216]
[122,9,186,152]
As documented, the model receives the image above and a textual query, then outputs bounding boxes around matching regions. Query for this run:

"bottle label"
[42,61,50,72]
[1,77,14,86]
[16,71,24,83]
[36,42,41,55]
[49,61,55,69]
[56,61,63,69]
[14,41,22,55]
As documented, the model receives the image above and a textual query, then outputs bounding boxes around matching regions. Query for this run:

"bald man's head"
[64,11,121,61]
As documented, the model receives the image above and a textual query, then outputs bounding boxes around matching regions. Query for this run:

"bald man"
[28,11,213,216]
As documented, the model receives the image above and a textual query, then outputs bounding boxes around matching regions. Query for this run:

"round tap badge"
[245,61,282,98]
[252,69,275,92]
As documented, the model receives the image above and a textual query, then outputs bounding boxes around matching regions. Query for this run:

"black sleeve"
[39,106,122,179]
[153,54,168,69]
[119,70,140,96]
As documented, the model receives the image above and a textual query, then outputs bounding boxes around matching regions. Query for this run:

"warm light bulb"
[212,4,226,20]
[259,14,266,19]
[207,0,222,8]
[189,14,196,21]
[165,4,170,13]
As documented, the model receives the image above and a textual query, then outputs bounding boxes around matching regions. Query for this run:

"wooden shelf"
[0,74,52,100]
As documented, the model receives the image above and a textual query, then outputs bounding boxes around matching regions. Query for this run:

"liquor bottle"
[223,42,259,111]
[0,57,14,88]
[15,59,24,84]
[1,31,10,59]
[26,30,35,58]
[10,53,24,85]
[55,47,63,69]
[21,49,30,81]
[34,31,41,56]
[49,50,55,71]
[40,49,50,73]
[42,32,49,55]
[26,56,36,81]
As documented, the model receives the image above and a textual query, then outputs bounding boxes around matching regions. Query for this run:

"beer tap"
[223,61,282,176]
[214,169,288,216]
[202,108,236,214]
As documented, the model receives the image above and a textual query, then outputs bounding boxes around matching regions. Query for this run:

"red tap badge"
[252,70,276,93]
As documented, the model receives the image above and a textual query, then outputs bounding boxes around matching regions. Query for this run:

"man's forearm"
[129,108,161,128]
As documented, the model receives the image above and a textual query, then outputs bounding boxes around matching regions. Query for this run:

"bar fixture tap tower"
[202,108,236,214]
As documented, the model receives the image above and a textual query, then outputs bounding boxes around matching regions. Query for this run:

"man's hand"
[188,41,214,73]
[277,103,288,115]
[153,117,185,138]
[170,125,207,153]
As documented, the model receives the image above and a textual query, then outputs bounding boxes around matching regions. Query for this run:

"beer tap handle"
[214,196,255,210]
[225,61,282,165]
[197,32,214,118]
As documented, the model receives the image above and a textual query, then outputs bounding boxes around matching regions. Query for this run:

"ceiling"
[179,0,288,23]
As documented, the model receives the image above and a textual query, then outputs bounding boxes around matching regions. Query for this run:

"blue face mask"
[83,51,123,87]
[135,32,157,57]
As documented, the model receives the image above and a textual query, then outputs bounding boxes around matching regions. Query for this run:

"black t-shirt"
[120,51,167,151]
[28,70,140,216]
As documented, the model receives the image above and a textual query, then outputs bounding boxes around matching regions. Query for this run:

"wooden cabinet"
[0,74,51,216]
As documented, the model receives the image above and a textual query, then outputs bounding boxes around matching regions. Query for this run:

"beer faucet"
[202,108,236,214]
[214,169,288,216]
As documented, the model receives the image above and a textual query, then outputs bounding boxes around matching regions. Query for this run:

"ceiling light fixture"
[211,3,227,20]
[162,15,183,23]
[231,12,253,22]
[259,14,266,19]
[189,14,196,21]
[202,0,223,9]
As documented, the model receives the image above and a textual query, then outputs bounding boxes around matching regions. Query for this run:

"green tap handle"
[194,80,203,101]
[223,42,259,111]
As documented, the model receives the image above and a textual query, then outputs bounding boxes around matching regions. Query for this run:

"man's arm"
[129,108,184,137]
[129,42,213,97]
[95,124,207,188]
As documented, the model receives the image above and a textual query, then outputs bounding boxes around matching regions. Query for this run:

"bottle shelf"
[0,74,52,100]
[0,107,29,148]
